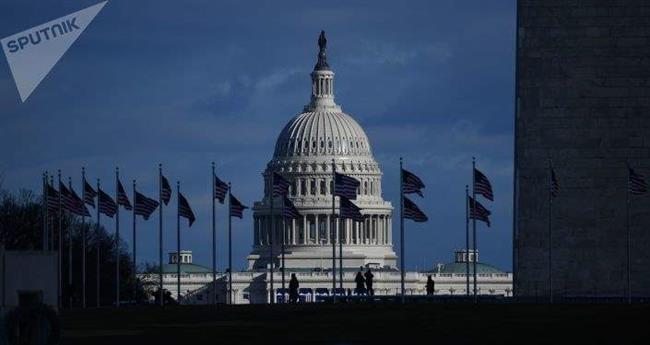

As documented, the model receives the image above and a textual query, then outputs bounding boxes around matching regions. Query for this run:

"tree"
[0,187,151,306]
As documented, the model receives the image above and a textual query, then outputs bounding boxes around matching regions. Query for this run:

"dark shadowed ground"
[61,302,650,344]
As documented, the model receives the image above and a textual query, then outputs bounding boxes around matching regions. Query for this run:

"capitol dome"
[247,32,396,271]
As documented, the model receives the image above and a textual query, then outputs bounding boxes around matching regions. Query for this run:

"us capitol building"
[144,32,512,304]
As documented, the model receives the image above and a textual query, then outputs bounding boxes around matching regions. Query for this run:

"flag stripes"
[178,192,196,227]
[272,172,291,197]
[473,168,494,201]
[629,167,648,195]
[229,194,248,219]
[161,175,172,205]
[46,183,59,213]
[402,169,425,197]
[83,178,97,207]
[213,174,229,204]
[59,182,76,212]
[98,188,117,218]
[403,196,427,222]
[282,196,300,219]
[339,196,363,222]
[69,186,91,217]
[468,196,491,227]
[334,172,359,200]
[117,179,132,210]
[134,191,159,220]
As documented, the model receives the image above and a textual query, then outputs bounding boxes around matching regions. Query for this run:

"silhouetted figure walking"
[426,275,435,296]
[355,270,365,295]
[289,273,299,303]
[364,268,374,296]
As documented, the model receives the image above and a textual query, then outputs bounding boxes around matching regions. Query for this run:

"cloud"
[345,40,452,66]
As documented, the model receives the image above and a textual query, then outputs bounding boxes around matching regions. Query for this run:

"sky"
[0,0,516,272]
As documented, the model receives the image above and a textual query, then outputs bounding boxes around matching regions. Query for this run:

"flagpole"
[132,179,137,304]
[472,157,478,301]
[269,172,274,305]
[177,181,182,304]
[211,162,217,305]
[67,177,74,308]
[400,158,405,303]
[281,200,286,303]
[42,172,47,252]
[339,218,343,291]
[465,185,470,297]
[96,178,101,308]
[115,167,120,308]
[626,164,631,304]
[331,158,337,303]
[158,164,164,306]
[548,160,553,304]
[228,182,232,305]
[58,170,62,309]
[82,168,87,308]
[50,176,54,251]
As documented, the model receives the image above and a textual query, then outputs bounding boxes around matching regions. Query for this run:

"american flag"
[229,193,248,219]
[178,192,195,227]
[403,196,428,222]
[83,178,97,208]
[629,167,648,195]
[59,182,76,212]
[402,169,425,197]
[117,179,132,210]
[213,174,228,204]
[46,183,59,213]
[134,191,159,220]
[161,174,172,205]
[339,196,364,222]
[98,188,117,218]
[468,195,491,227]
[473,168,494,201]
[334,172,360,200]
[272,172,291,197]
[282,196,300,219]
[69,186,91,217]
[550,169,559,198]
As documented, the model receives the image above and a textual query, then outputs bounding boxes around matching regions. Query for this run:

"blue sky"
[0,0,516,271]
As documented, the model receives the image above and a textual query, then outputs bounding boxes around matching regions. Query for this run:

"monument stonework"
[515,1,650,297]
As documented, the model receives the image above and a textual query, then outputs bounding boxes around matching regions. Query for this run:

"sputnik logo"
[1,1,108,102]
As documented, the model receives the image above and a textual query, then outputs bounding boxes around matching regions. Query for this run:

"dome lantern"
[305,31,340,112]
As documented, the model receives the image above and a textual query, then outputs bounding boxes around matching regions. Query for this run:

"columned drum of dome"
[247,33,396,270]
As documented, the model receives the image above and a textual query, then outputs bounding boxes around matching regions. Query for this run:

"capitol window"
[300,179,306,196]
[320,180,326,194]
[292,180,297,196]
[310,179,316,195]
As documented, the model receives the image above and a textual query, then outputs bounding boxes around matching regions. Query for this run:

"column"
[326,214,331,245]
[377,215,384,245]
[364,217,369,244]
[303,214,308,244]
[314,214,320,244]
[292,218,297,245]
[355,221,359,245]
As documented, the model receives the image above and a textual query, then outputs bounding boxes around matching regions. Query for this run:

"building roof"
[426,262,505,275]
[161,263,211,274]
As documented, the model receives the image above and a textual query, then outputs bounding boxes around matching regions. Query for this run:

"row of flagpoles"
[41,164,249,308]
[39,157,507,307]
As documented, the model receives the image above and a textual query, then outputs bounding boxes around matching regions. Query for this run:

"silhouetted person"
[364,269,374,296]
[355,271,365,295]
[289,273,299,303]
[426,275,435,296]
